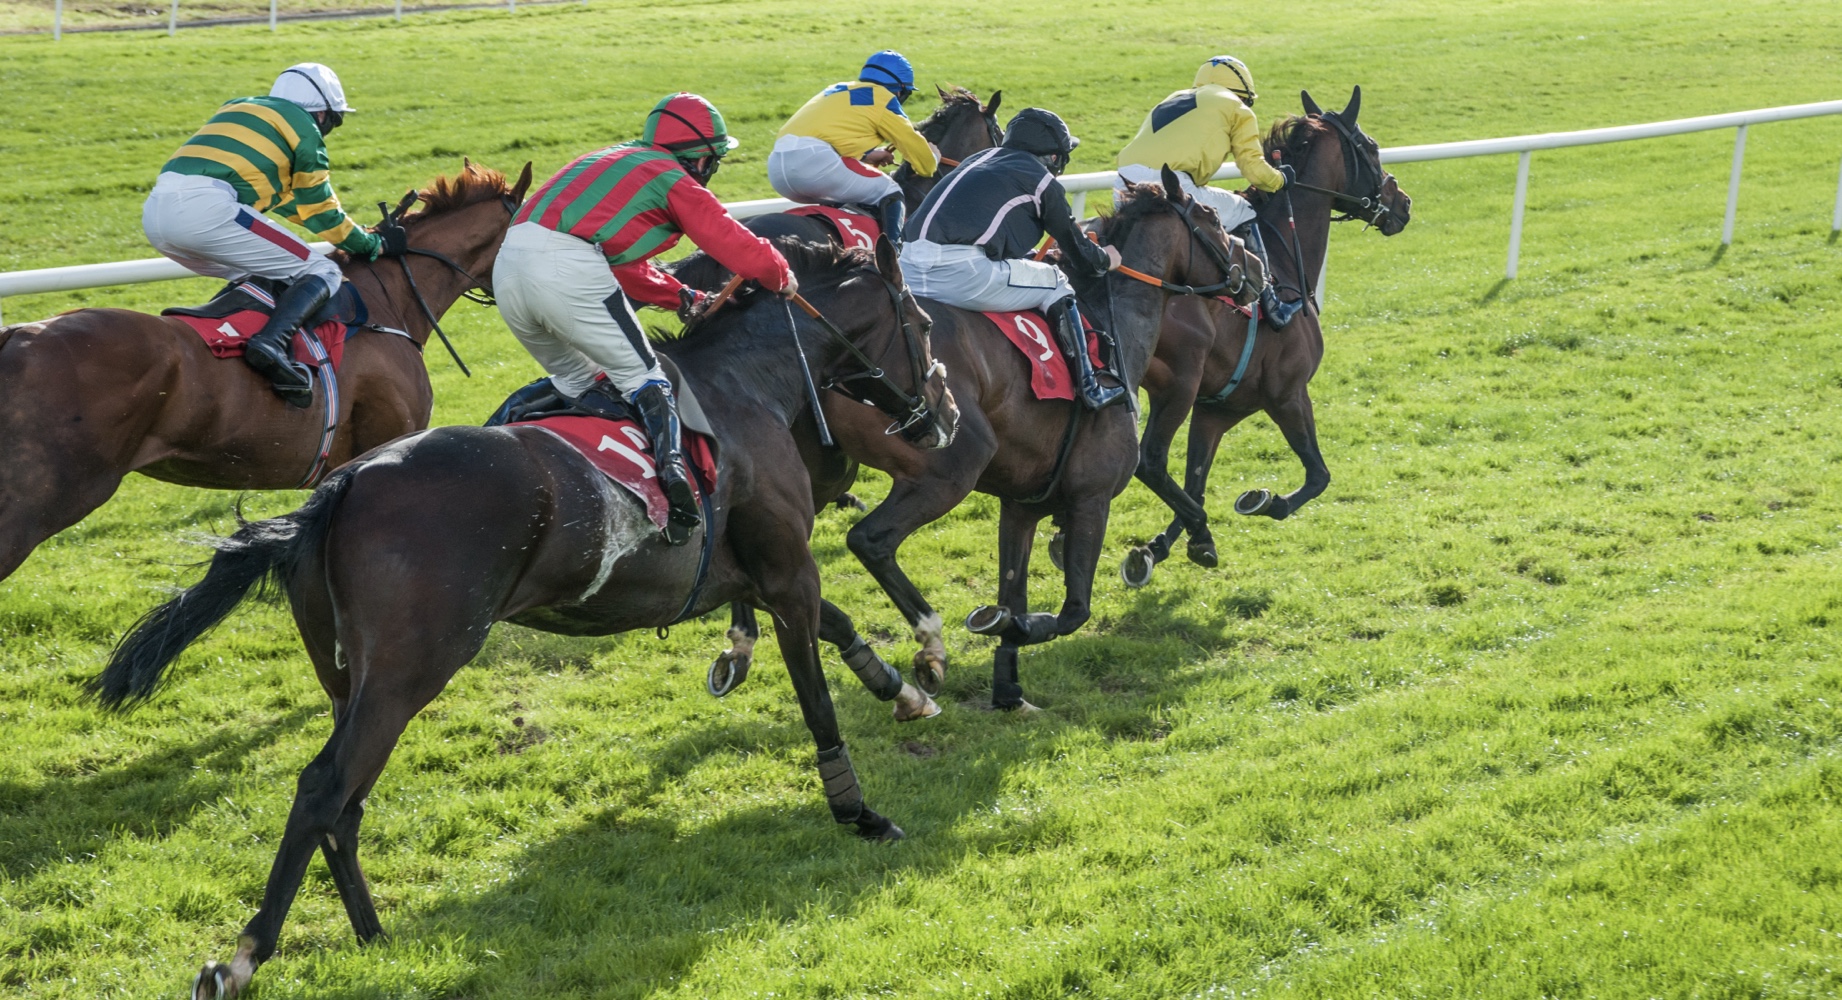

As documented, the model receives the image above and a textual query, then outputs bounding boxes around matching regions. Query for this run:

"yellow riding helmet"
[1195,55,1256,104]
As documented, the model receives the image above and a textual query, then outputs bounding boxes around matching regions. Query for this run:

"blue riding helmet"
[860,50,915,101]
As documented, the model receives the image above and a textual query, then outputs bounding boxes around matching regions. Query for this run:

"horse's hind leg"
[1123,387,1209,587]
[0,463,122,585]
[1258,389,1330,521]
[817,599,938,721]
[708,602,760,697]
[971,500,1050,711]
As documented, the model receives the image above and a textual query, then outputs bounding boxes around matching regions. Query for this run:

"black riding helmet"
[1001,108,1079,175]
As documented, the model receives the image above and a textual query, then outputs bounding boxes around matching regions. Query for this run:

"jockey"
[143,63,405,407]
[495,92,794,546]
[1116,55,1303,327]
[769,50,940,248]
[901,108,1125,410]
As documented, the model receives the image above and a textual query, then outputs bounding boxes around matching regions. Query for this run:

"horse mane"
[1097,181,1179,245]
[660,236,873,344]
[1262,114,1330,164]
[409,162,512,218]
[916,87,984,139]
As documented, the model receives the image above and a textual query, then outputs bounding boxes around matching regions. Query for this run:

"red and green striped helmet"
[642,93,740,160]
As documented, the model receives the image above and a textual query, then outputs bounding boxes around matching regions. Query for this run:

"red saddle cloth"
[169,291,350,371]
[787,205,881,252]
[514,415,719,533]
[983,310,1105,402]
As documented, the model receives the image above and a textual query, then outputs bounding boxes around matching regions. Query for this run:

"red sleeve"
[612,260,685,311]
[665,177,792,292]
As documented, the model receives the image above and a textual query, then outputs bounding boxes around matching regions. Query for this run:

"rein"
[376,191,522,377]
[792,282,944,440]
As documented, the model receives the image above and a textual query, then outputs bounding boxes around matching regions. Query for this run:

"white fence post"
[508,0,515,12]
[1832,155,1841,234]
[1315,255,1326,311]
[1506,150,1530,279]
[394,0,401,19]
[269,0,276,30]
[168,0,177,35]
[1723,124,1747,245]
[1070,191,1087,220]
[53,0,62,40]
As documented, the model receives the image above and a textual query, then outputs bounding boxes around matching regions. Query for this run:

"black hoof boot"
[991,645,1024,711]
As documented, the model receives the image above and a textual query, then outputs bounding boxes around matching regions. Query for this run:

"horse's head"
[1283,87,1412,236]
[894,86,1004,209]
[1098,167,1261,307]
[389,159,535,291]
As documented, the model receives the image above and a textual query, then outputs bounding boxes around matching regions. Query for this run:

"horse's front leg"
[1181,404,1258,565]
[816,599,938,721]
[966,499,1050,710]
[1124,387,1207,588]
[1254,389,1330,521]
[707,602,759,697]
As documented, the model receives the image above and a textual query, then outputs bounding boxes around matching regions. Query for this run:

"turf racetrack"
[3,1,1842,996]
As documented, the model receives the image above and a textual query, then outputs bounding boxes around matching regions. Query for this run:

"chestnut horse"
[0,161,533,589]
[1122,88,1412,586]
[91,236,955,1000]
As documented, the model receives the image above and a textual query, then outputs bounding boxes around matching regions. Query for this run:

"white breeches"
[898,239,1073,313]
[142,172,343,296]
[493,221,667,398]
[1114,164,1258,231]
[768,134,901,206]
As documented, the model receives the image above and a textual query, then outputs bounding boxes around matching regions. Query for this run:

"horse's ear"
[874,232,902,284]
[1160,164,1186,204]
[986,90,1002,115]
[1344,85,1362,124]
[512,161,534,202]
[1301,89,1322,116]
[936,84,949,99]
[463,155,473,171]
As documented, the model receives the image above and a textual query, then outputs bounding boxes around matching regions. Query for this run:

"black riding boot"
[873,192,907,251]
[628,380,701,546]
[1045,297,1123,410]
[1239,224,1304,329]
[243,279,328,409]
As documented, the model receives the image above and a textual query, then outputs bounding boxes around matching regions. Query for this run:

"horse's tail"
[90,465,359,710]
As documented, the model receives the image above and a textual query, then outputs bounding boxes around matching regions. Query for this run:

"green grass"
[4,0,1842,996]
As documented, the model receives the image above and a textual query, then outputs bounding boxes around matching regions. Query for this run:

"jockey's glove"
[374,221,411,258]
[677,288,710,324]
[1276,163,1297,188]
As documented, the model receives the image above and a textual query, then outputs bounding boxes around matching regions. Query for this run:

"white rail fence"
[46,0,586,39]
[3,101,1840,323]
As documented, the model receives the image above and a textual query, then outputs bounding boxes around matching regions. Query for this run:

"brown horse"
[1122,88,1412,586]
[91,236,954,1000]
[0,161,533,588]
[701,169,1259,711]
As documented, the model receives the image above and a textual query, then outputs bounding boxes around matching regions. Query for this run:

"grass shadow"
[1476,277,1511,305]
[1710,242,1729,264]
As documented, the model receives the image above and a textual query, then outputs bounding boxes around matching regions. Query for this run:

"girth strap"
[295,327,340,488]
[1200,302,1260,406]
[667,464,718,627]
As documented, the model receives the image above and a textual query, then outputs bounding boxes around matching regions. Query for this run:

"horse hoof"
[855,813,906,842]
[893,684,941,722]
[193,962,236,1000]
[994,698,1042,715]
[912,649,946,696]
[1120,547,1155,588]
[965,604,1013,637]
[1048,532,1066,571]
[707,650,751,698]
[834,492,868,512]
[1235,489,1274,516]
[1186,541,1218,568]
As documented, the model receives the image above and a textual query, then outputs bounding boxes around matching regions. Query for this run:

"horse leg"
[845,472,978,696]
[1123,388,1209,588]
[817,599,938,721]
[0,462,123,585]
[1183,405,1258,565]
[1256,389,1330,521]
[738,506,902,841]
[969,500,1050,711]
[708,602,759,697]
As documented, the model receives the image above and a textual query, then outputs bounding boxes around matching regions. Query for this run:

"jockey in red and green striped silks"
[494,93,793,545]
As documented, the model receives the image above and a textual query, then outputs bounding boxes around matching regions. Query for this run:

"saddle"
[787,204,881,251]
[982,309,1108,402]
[163,278,368,371]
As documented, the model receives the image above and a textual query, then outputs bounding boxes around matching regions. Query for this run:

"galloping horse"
[702,169,1258,711]
[1123,88,1412,586]
[0,161,533,589]
[92,236,955,1000]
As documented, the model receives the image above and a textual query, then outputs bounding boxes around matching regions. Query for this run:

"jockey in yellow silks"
[769,50,940,247]
[1117,55,1303,326]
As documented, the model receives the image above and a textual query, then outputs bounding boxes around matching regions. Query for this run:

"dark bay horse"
[708,169,1257,711]
[1123,87,1412,586]
[90,236,954,1000]
[0,161,533,589]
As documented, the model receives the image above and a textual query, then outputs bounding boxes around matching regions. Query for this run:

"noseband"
[812,272,947,441]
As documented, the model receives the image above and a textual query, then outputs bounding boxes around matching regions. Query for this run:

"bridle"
[1092,196,1256,300]
[372,189,523,376]
[1281,110,1402,230]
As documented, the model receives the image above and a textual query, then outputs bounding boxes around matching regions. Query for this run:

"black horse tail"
[90,466,358,710]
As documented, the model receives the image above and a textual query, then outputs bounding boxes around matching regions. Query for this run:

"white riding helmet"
[270,63,353,113]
